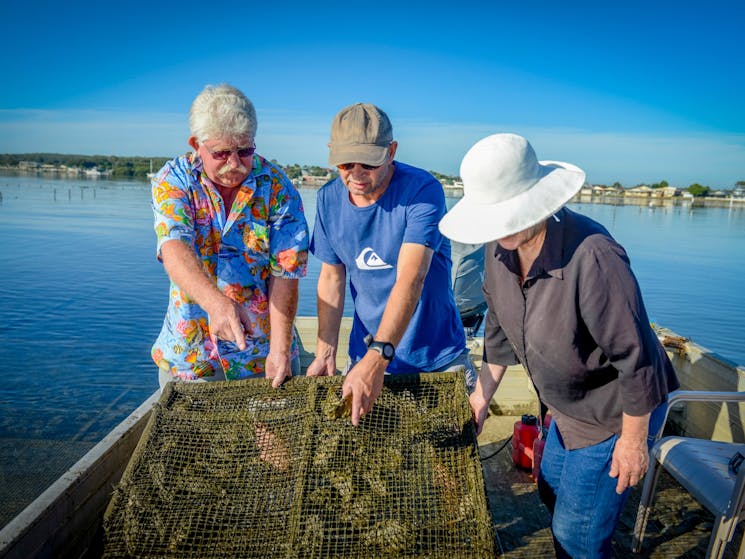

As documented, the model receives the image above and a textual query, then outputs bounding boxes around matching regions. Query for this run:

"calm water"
[0,175,744,523]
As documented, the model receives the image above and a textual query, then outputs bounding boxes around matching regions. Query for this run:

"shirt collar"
[537,208,567,280]
[494,207,568,281]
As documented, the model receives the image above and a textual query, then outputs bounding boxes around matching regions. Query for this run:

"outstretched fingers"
[342,382,371,427]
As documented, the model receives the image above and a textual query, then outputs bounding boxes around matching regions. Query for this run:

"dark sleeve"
[481,270,520,367]
[578,238,673,416]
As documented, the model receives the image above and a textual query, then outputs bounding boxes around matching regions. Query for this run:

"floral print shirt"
[151,152,309,380]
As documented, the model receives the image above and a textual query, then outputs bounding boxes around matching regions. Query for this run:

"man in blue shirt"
[308,103,474,426]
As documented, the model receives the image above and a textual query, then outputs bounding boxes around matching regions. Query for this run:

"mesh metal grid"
[102,373,495,558]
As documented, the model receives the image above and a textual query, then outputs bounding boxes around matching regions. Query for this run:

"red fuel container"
[531,413,552,481]
[512,414,540,470]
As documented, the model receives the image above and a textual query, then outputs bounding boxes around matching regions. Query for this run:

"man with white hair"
[151,84,309,388]
[439,133,679,558]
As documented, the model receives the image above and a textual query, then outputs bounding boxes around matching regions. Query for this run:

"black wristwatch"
[364,334,395,361]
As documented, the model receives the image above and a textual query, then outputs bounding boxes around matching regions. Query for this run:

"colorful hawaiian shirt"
[151,152,309,380]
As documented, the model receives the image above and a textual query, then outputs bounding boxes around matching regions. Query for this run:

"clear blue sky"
[1,0,743,187]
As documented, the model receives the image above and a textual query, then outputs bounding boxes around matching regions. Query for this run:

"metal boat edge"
[0,391,160,559]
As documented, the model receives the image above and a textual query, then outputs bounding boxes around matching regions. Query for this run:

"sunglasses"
[208,146,256,161]
[337,162,382,171]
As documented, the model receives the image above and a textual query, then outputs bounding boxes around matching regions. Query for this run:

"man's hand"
[306,354,336,377]
[206,296,254,350]
[341,351,387,426]
[265,351,292,389]
[161,239,254,349]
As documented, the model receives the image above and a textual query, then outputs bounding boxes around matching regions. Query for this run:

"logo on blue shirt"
[355,247,393,270]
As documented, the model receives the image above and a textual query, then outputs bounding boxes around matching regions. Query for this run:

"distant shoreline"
[2,169,744,209]
[442,185,745,208]
[570,192,745,209]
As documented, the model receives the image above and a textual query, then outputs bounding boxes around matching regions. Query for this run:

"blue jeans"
[537,403,667,558]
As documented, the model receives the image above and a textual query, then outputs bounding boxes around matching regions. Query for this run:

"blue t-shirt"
[310,162,465,373]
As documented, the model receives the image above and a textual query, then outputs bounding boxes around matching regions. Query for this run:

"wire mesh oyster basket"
[102,372,495,558]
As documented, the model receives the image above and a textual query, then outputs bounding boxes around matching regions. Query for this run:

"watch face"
[366,337,395,361]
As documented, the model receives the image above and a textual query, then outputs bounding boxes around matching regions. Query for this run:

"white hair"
[189,84,257,143]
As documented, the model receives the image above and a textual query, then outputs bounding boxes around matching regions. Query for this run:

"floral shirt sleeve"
[150,153,309,380]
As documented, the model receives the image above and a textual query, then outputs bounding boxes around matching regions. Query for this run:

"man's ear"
[388,141,399,159]
[188,136,199,151]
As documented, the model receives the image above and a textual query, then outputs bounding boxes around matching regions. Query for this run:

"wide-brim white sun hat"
[439,133,586,244]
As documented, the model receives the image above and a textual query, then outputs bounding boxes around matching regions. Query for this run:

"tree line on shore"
[0,153,340,182]
[0,153,168,179]
[0,153,742,195]
[559,179,745,197]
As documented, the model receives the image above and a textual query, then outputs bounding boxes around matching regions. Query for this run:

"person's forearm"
[375,277,423,345]
[477,362,508,402]
[268,277,298,355]
[374,243,431,345]
[469,361,507,434]
[620,411,650,444]
[161,239,226,313]
[316,264,345,359]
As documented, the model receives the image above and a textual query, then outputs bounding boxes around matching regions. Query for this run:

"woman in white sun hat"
[439,133,679,558]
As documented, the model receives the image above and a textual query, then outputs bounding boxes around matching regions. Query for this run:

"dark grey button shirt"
[482,208,679,449]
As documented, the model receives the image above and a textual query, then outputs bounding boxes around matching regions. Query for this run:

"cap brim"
[439,163,585,244]
[329,144,389,167]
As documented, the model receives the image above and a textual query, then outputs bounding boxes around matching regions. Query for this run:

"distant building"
[299,170,332,188]
[625,185,654,198]
[83,167,112,178]
[602,185,623,197]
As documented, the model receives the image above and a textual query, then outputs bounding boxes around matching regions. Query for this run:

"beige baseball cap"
[328,103,393,167]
